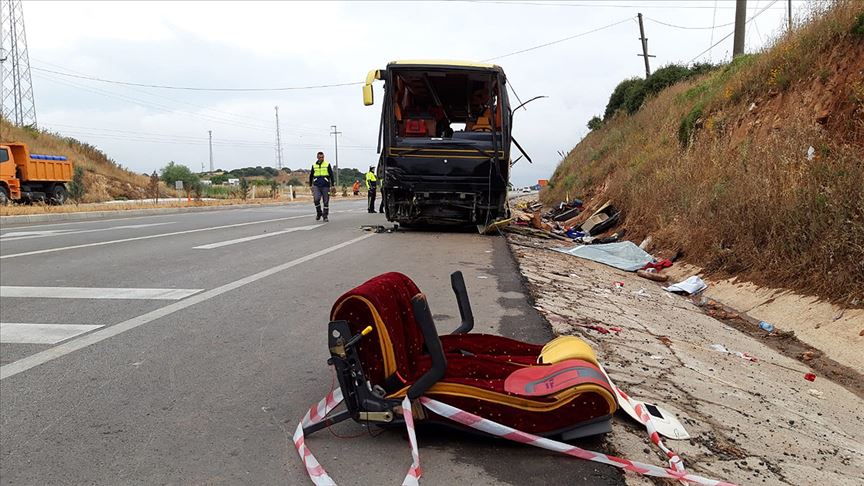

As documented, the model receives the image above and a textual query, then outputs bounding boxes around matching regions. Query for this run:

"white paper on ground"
[664,275,707,295]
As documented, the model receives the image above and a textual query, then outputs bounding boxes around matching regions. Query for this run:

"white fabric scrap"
[664,276,708,295]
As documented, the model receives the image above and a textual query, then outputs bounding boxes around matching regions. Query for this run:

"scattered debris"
[555,241,655,272]
[637,269,669,282]
[579,201,621,236]
[631,288,652,298]
[664,276,708,295]
[759,320,775,333]
[708,343,758,362]
[804,373,817,382]
[639,236,653,250]
[360,224,399,233]
[807,145,816,161]
[807,389,824,398]
[613,281,625,288]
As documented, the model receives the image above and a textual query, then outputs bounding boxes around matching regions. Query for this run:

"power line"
[30,58,348,136]
[457,0,787,9]
[688,0,779,63]
[30,66,363,92]
[483,16,634,61]
[33,72,283,132]
[645,17,735,30]
[41,122,375,149]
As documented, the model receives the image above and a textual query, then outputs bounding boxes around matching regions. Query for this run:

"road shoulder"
[505,232,863,486]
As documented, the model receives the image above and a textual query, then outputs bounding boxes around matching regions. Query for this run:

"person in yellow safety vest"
[308,151,334,221]
[365,166,378,213]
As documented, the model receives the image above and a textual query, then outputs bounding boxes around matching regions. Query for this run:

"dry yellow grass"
[545,0,863,304]
[1,120,153,194]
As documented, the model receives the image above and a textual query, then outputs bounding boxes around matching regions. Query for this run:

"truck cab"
[0,142,72,205]
[364,60,512,226]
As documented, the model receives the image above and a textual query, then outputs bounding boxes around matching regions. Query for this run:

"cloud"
[21,0,796,185]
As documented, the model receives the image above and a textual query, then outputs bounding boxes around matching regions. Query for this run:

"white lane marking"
[0,233,375,380]
[0,214,311,260]
[193,224,321,250]
[0,222,174,241]
[1,323,104,344]
[0,287,203,300]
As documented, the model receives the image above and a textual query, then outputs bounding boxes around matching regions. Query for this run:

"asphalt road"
[0,200,620,485]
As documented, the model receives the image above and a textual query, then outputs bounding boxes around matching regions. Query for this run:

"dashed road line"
[0,232,375,380]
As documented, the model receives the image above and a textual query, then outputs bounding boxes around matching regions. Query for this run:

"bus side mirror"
[363,85,374,106]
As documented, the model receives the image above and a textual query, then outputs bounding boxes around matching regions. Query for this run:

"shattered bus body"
[364,60,515,227]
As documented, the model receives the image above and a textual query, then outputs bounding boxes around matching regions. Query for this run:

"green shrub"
[852,11,864,35]
[68,166,86,205]
[604,78,644,119]
[678,103,705,146]
[587,116,603,131]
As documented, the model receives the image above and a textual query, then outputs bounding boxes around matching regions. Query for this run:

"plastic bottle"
[758,321,774,332]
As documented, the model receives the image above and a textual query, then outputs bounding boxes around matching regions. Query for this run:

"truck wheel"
[50,185,68,205]
[0,186,8,205]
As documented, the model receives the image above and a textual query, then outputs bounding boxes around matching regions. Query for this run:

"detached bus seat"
[403,119,429,136]
[322,272,617,440]
[467,115,493,132]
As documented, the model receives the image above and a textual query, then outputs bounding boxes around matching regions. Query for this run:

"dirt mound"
[2,120,153,202]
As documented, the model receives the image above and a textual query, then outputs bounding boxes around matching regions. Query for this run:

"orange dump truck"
[0,142,73,204]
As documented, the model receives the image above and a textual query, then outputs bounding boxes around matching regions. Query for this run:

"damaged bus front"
[364,60,517,226]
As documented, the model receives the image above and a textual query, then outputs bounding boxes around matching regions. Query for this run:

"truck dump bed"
[7,143,72,182]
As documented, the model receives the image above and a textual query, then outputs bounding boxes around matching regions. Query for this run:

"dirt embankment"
[544,2,864,306]
[2,120,154,202]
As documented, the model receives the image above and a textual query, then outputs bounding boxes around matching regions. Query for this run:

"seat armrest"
[407,293,447,399]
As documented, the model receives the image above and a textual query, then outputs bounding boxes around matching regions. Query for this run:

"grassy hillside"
[1,121,153,202]
[545,1,863,304]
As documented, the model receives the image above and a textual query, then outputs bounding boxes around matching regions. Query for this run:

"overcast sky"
[19,0,806,186]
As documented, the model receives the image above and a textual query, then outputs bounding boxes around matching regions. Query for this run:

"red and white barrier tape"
[420,397,735,486]
[596,362,688,480]
[294,390,422,486]
[616,385,687,478]
[294,387,734,486]
[293,389,344,486]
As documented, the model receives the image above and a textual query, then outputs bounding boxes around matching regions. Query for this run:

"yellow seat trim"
[388,382,616,413]
[538,336,599,367]
[331,295,397,378]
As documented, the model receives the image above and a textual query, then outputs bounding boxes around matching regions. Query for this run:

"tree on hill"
[160,161,200,189]
[149,170,160,203]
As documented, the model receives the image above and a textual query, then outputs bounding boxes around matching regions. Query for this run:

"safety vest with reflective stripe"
[313,161,330,177]
[365,171,377,189]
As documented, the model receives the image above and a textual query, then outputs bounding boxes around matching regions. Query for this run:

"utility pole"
[787,0,792,32]
[636,13,655,78]
[733,0,747,57]
[0,0,37,127]
[208,130,213,172]
[274,106,283,170]
[330,124,341,187]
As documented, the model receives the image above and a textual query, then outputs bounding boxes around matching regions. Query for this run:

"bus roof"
[387,59,502,71]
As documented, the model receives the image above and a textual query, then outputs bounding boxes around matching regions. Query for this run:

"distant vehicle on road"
[521,187,531,193]
[0,142,73,205]
[363,60,531,226]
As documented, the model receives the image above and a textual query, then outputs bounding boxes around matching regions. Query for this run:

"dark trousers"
[313,185,330,217]
[368,187,377,212]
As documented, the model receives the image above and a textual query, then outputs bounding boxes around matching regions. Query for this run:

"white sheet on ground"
[554,241,655,272]
[664,275,708,295]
